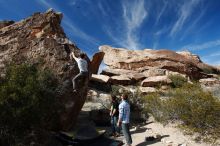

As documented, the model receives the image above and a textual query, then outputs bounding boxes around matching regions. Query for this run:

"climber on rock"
[70,51,88,92]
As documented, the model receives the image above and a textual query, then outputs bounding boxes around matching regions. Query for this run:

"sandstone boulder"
[110,75,133,85]
[99,45,218,79]
[0,9,89,130]
[101,68,145,82]
[177,50,201,63]
[141,76,172,87]
[101,68,138,76]
[126,73,146,81]
[139,87,157,94]
[199,78,220,86]
[90,52,105,74]
[91,74,110,83]
[143,68,166,77]
[166,70,187,78]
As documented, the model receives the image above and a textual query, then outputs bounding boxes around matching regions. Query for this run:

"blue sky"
[0,0,220,65]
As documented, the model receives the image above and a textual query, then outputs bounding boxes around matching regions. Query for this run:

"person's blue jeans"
[111,116,119,134]
[122,123,132,145]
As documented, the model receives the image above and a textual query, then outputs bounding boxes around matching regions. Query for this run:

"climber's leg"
[72,72,88,91]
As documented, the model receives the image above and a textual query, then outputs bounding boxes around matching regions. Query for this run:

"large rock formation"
[0,9,89,130]
[90,52,105,74]
[99,45,220,80]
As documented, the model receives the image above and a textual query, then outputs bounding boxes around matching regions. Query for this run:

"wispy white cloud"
[202,50,220,65]
[180,39,220,51]
[38,0,53,8]
[37,0,100,46]
[122,0,148,49]
[170,0,201,37]
[153,41,159,49]
[97,1,107,16]
[155,0,168,26]
[203,51,220,58]
[63,20,100,46]
[180,7,206,40]
[153,26,171,50]
[154,26,169,36]
[202,57,220,66]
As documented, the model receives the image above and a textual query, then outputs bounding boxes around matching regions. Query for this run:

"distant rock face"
[141,76,172,87]
[0,9,89,130]
[99,45,219,80]
[199,78,220,86]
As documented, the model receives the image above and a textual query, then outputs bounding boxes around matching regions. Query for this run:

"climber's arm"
[70,52,78,60]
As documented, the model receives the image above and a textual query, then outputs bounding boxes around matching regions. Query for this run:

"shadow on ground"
[136,135,170,146]
[55,132,123,146]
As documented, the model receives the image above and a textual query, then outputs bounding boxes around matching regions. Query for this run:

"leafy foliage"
[168,74,188,88]
[143,83,220,140]
[0,63,62,145]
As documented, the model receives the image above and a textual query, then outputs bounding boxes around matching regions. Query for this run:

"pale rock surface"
[143,68,166,77]
[141,76,172,87]
[110,75,133,85]
[91,74,110,83]
[139,87,157,94]
[166,70,187,78]
[101,68,139,76]
[90,52,105,74]
[199,78,220,85]
[99,45,218,80]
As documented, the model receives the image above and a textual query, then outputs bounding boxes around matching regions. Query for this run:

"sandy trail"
[114,117,217,146]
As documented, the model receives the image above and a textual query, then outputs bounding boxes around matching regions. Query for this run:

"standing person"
[109,95,120,137]
[117,93,132,146]
[70,52,88,92]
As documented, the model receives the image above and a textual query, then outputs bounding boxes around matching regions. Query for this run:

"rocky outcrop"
[99,45,218,80]
[141,76,172,87]
[139,87,157,94]
[91,74,110,83]
[199,78,220,86]
[90,52,105,74]
[110,75,133,85]
[176,50,201,63]
[142,68,166,77]
[0,9,89,130]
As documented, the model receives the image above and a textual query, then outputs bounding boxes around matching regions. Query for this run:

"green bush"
[0,63,62,145]
[143,83,220,140]
[142,93,166,122]
[169,74,188,88]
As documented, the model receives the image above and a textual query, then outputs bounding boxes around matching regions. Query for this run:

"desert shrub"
[142,93,166,122]
[169,74,188,88]
[0,63,62,145]
[111,85,122,96]
[143,83,220,139]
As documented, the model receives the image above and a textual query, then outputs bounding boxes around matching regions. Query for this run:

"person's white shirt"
[119,100,130,124]
[75,58,88,72]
